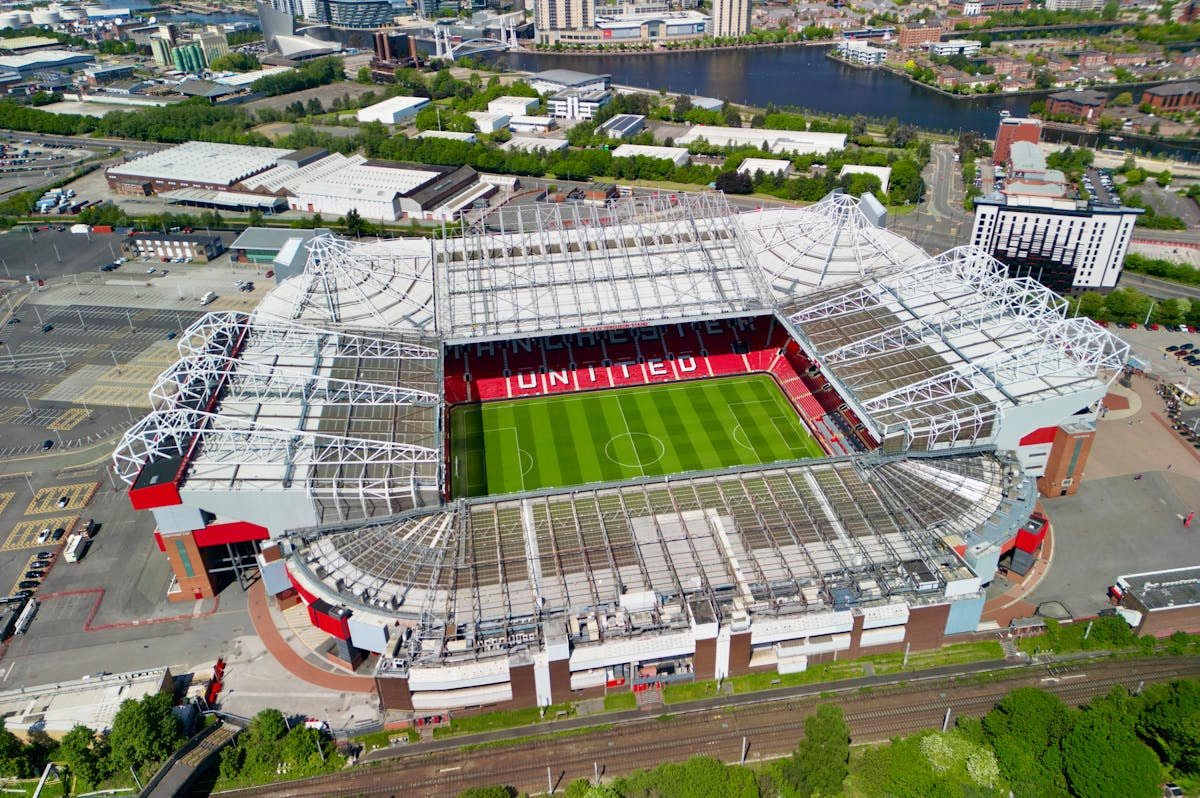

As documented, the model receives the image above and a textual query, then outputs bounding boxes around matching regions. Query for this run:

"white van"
[199,291,216,306]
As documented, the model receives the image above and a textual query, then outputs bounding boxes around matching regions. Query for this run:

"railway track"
[216,657,1200,798]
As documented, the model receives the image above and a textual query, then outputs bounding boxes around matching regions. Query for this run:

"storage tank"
[31,9,63,23]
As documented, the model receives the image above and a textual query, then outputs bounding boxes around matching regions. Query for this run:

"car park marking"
[2,515,77,551]
[0,493,12,516]
[25,482,97,515]
[47,407,92,431]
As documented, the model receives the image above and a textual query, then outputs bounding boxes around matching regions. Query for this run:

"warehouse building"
[356,95,430,124]
[676,126,846,155]
[106,142,291,195]
[487,95,540,116]
[611,143,690,167]
[527,69,610,95]
[286,160,480,221]
[1115,566,1200,637]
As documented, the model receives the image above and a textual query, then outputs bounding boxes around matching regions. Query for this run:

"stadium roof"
[434,192,773,342]
[107,141,290,187]
[255,235,437,332]
[784,246,1127,450]
[114,312,441,522]
[288,450,1026,665]
[744,191,926,299]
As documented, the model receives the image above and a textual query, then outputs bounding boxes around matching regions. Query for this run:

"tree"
[340,208,369,237]
[722,101,742,127]
[1157,170,1173,187]
[715,170,753,194]
[1102,0,1119,19]
[0,718,31,778]
[787,704,850,797]
[850,114,868,137]
[1137,679,1200,775]
[455,788,517,798]
[1063,714,1161,798]
[305,98,324,116]
[107,692,184,773]
[672,94,693,121]
[247,208,264,227]
[890,124,919,148]
[1112,91,1134,106]
[982,688,1073,795]
[59,725,106,787]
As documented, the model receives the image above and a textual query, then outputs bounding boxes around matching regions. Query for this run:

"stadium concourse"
[113,191,1128,714]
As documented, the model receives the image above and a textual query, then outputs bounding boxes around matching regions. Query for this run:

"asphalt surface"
[888,143,971,254]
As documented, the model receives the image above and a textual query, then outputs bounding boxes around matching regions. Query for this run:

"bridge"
[431,24,522,60]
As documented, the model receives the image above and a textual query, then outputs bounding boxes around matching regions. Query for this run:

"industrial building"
[0,668,173,741]
[837,164,891,193]
[108,142,493,222]
[611,143,689,167]
[508,115,557,134]
[740,158,793,178]
[527,69,610,95]
[115,191,1126,713]
[1115,567,1200,638]
[0,49,94,77]
[676,126,847,155]
[106,142,292,195]
[488,95,541,116]
[121,233,226,263]
[970,141,1143,293]
[231,227,326,265]
[598,114,646,139]
[356,95,430,124]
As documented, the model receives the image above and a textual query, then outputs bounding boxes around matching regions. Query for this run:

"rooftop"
[107,141,290,187]
[1145,81,1200,97]
[598,113,646,137]
[1048,88,1107,106]
[611,143,689,161]
[0,667,171,737]
[1119,566,1200,611]
[231,227,324,252]
[530,69,610,87]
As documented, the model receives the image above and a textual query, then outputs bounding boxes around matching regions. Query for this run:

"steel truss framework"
[433,192,774,341]
[288,451,1026,664]
[258,234,437,332]
[747,191,927,298]
[787,247,1128,449]
[114,313,443,499]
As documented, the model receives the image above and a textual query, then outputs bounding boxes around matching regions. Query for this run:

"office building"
[970,141,1142,293]
[711,0,750,37]
[1142,81,1200,112]
[527,69,609,95]
[315,0,394,27]
[546,88,612,120]
[928,39,982,57]
[1045,89,1108,122]
[836,40,886,65]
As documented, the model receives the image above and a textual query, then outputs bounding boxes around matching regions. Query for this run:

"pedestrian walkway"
[980,513,1055,628]
[246,580,374,693]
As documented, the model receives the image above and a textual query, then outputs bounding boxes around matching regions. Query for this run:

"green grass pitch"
[449,374,826,498]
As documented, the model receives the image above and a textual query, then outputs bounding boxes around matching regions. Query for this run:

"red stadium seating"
[445,316,876,455]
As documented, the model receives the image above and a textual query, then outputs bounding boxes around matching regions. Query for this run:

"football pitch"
[449,374,826,498]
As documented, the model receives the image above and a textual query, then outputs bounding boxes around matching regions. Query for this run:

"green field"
[449,374,826,498]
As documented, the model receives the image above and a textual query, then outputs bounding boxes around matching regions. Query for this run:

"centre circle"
[605,432,666,468]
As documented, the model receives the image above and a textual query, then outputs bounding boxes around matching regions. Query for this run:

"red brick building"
[1142,81,1200,111]
[993,117,1042,166]
[1045,88,1108,122]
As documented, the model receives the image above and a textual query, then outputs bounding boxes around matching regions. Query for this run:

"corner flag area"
[449,375,825,498]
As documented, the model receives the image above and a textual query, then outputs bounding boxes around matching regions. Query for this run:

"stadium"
[114,191,1127,712]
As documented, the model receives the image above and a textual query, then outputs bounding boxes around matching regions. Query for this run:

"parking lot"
[0,138,106,202]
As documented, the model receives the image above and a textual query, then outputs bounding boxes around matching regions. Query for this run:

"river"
[490,45,1200,159]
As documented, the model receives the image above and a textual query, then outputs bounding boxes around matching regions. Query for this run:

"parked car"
[35,551,53,560]
[41,439,53,451]
[36,528,50,544]
[56,495,68,508]
[23,571,42,580]
[18,581,39,590]
[52,528,65,541]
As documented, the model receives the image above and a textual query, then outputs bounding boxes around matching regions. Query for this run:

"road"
[1120,271,1200,302]
[214,655,1200,798]
[0,131,169,155]
[888,143,970,253]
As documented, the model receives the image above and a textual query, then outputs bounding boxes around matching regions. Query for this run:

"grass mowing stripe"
[451,374,824,498]
[651,386,700,471]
